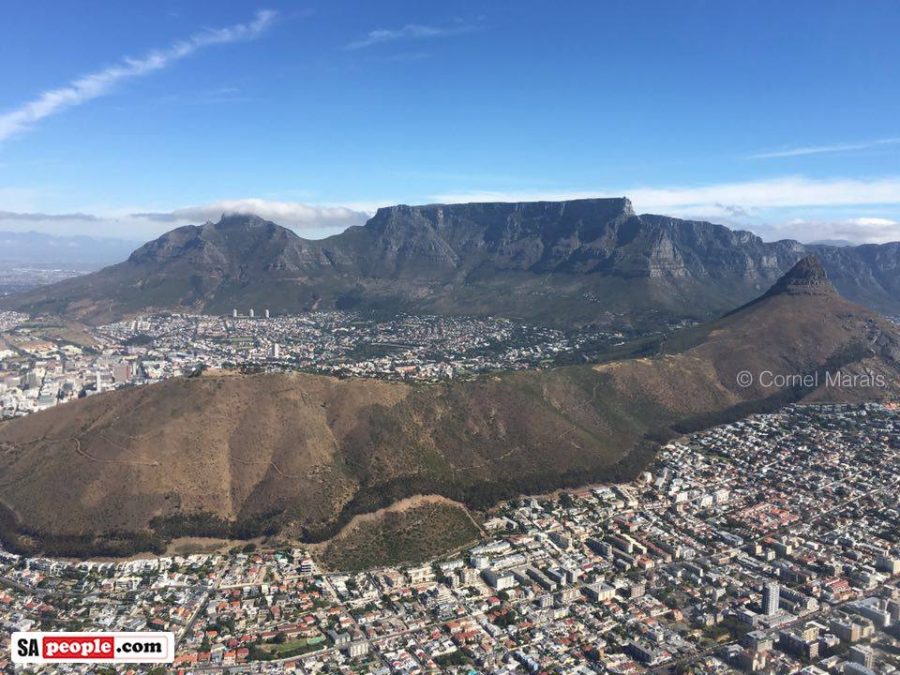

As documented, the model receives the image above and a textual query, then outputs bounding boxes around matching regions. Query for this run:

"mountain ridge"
[1,198,898,324]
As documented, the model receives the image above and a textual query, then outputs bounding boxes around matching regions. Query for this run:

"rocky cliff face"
[2,198,898,324]
[810,242,900,314]
[760,254,835,298]
[328,198,639,276]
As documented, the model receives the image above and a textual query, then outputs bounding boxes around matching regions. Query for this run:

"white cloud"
[763,217,900,244]
[431,176,900,244]
[433,175,900,214]
[0,199,369,241]
[131,198,369,231]
[346,22,477,50]
[0,10,276,142]
[4,179,900,245]
[850,217,897,227]
[748,137,900,159]
[0,210,99,222]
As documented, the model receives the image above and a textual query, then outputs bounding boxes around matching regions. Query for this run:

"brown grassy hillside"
[0,258,897,557]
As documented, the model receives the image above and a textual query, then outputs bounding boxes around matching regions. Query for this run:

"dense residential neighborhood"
[0,310,651,419]
[0,404,897,673]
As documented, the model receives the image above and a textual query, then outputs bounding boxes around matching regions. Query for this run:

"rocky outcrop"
[762,255,835,297]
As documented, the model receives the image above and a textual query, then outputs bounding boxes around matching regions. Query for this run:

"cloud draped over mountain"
[4,176,900,243]
[131,199,369,231]
[0,200,370,241]
[432,176,900,243]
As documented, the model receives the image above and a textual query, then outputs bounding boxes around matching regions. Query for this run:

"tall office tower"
[763,582,780,616]
[233,309,238,318]
[265,309,270,319]
[249,308,255,318]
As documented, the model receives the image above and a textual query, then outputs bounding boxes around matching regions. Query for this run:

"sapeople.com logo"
[12,631,174,664]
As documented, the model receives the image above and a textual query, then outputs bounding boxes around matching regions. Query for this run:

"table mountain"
[2,198,898,325]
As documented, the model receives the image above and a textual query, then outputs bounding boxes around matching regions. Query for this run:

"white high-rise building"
[232,308,238,318]
[763,582,780,616]
[265,309,270,319]
[249,308,255,318]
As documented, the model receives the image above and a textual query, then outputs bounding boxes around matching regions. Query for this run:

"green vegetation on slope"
[319,501,481,572]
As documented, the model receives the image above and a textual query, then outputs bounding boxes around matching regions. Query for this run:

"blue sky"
[1,0,899,243]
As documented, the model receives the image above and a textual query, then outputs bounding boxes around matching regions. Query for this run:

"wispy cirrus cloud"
[748,137,900,159]
[345,22,479,50]
[0,10,277,143]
